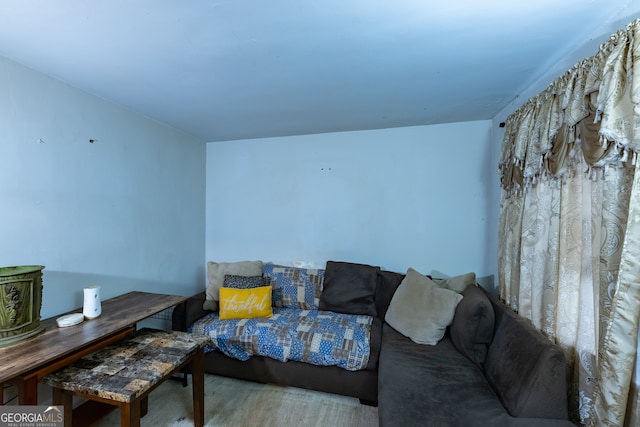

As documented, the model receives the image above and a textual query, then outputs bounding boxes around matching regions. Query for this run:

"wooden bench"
[44,328,209,427]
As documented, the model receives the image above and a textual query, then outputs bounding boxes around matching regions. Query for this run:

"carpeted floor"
[94,373,378,427]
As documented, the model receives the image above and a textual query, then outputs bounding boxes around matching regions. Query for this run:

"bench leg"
[141,395,148,417]
[52,388,73,427]
[15,376,38,405]
[121,400,141,427]
[191,348,205,427]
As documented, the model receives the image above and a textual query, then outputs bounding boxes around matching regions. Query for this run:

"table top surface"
[44,328,208,402]
[0,291,188,383]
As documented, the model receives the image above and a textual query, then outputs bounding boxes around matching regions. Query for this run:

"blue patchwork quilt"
[189,307,373,371]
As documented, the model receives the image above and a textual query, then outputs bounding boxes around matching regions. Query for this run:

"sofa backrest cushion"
[484,297,569,419]
[319,261,379,316]
[449,284,494,367]
[375,269,404,319]
[431,272,477,293]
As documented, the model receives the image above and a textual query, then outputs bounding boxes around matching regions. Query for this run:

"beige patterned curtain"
[498,19,640,426]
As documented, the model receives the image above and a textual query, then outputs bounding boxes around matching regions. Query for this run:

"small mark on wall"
[320,167,332,171]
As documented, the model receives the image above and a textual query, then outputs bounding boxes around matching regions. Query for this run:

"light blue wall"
[0,56,207,318]
[206,121,496,288]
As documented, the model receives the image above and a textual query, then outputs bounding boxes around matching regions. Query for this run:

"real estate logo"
[0,406,63,427]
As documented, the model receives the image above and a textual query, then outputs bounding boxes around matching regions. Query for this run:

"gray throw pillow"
[204,260,264,311]
[205,260,264,302]
[385,268,463,345]
[432,272,477,293]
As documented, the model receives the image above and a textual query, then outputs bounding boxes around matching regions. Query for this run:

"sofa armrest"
[172,292,210,332]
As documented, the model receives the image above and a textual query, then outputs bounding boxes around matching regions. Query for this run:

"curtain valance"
[500,19,640,196]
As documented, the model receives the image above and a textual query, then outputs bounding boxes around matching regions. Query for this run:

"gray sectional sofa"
[172,261,574,426]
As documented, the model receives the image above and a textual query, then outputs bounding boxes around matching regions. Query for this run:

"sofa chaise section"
[378,285,573,426]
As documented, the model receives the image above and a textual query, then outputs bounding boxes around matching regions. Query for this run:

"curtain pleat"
[590,160,640,426]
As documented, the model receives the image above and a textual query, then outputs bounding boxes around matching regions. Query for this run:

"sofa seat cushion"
[378,324,513,426]
[190,307,374,371]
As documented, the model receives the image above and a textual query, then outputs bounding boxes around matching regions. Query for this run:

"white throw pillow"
[204,261,264,310]
[385,267,463,345]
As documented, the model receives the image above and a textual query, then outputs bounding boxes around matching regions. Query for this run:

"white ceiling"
[0,1,636,142]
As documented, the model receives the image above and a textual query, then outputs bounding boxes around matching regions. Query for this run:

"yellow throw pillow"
[219,286,273,320]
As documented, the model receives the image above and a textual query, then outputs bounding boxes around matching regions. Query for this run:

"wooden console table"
[0,291,188,405]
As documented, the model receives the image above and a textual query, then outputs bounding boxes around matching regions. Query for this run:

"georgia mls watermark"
[0,406,63,427]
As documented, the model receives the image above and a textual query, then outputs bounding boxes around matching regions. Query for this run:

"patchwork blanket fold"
[189,307,373,371]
